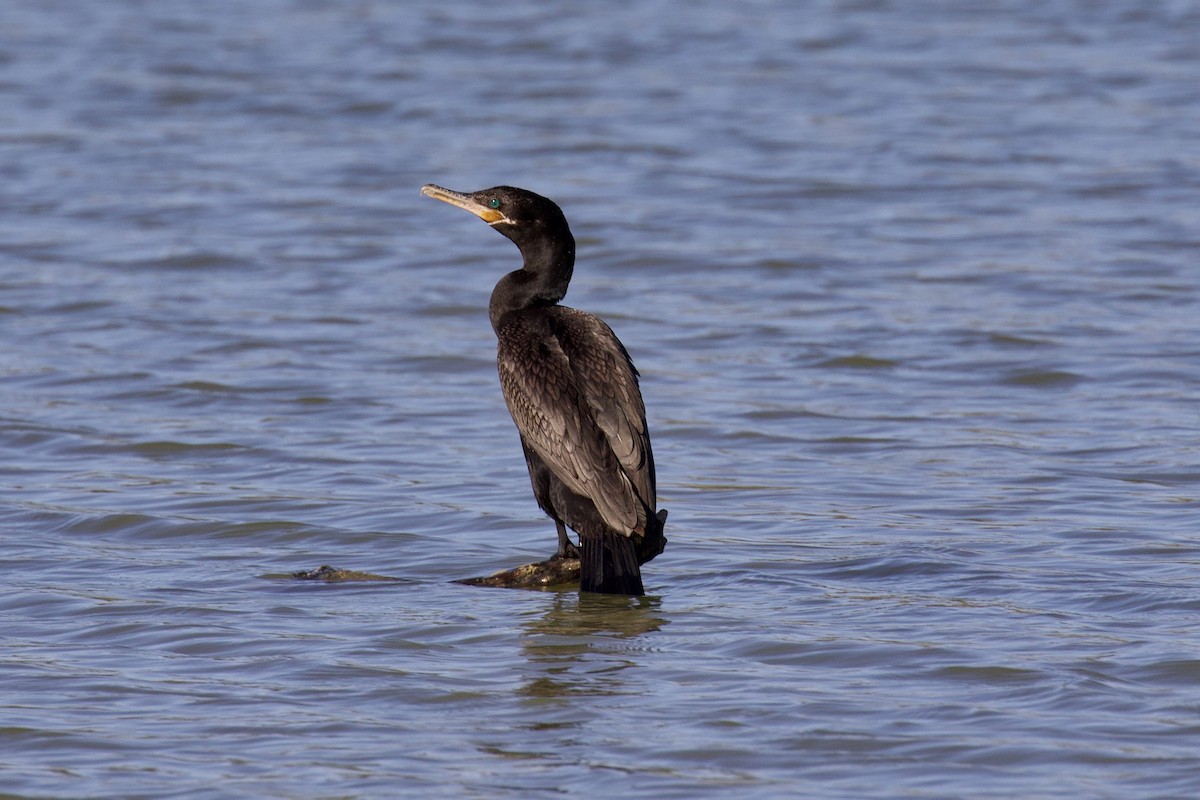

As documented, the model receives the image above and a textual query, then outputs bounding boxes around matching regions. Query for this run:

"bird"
[420,184,667,595]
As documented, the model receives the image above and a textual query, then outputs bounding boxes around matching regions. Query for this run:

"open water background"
[3,1,1200,797]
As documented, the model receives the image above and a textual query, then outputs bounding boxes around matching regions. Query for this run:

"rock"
[456,556,581,590]
[289,565,400,582]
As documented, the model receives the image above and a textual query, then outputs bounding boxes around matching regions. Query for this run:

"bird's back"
[495,305,657,539]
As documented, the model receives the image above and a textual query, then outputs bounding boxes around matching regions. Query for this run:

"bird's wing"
[552,307,656,508]
[497,308,654,537]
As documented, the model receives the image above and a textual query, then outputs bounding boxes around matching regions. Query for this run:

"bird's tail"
[580,529,644,595]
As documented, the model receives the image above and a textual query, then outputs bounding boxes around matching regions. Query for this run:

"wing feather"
[496,307,655,537]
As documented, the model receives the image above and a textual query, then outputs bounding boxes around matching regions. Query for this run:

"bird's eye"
[488,198,502,209]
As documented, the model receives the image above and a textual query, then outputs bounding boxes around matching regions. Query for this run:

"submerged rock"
[288,565,400,582]
[456,556,581,590]
[281,558,581,590]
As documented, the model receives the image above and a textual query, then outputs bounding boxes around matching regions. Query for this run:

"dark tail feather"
[580,530,644,595]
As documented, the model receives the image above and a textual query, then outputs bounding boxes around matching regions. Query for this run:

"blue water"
[3,1,1200,797]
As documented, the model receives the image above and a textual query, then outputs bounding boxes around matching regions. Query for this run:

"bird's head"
[420,184,570,249]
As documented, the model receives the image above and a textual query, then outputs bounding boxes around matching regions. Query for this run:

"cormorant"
[420,184,668,595]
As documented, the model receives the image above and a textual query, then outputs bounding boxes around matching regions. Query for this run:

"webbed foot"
[555,520,581,560]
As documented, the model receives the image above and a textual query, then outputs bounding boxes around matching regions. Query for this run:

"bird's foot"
[554,520,580,560]
[636,509,668,565]
[555,540,581,560]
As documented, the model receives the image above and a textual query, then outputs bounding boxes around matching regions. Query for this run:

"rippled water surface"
[3,1,1200,797]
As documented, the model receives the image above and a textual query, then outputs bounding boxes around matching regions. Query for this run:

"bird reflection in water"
[517,593,666,703]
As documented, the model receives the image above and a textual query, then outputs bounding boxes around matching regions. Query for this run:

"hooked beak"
[420,184,508,224]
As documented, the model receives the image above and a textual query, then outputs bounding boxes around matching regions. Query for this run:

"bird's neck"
[488,233,575,334]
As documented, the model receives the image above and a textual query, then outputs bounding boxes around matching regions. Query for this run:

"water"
[3,1,1200,797]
